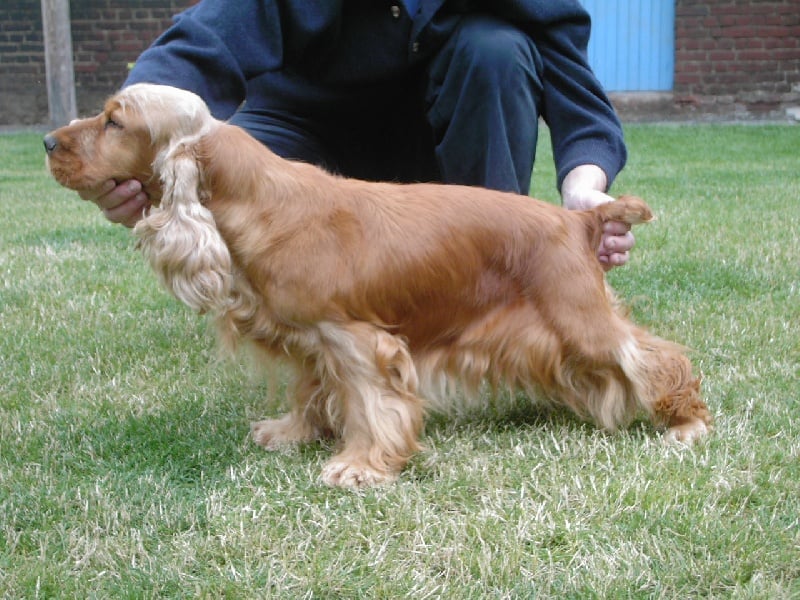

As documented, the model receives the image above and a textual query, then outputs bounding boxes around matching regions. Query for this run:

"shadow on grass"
[34,381,664,497]
[45,397,252,488]
[422,393,588,437]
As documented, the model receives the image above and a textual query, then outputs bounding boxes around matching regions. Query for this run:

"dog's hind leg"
[315,321,425,488]
[525,314,711,442]
[471,299,634,430]
[615,330,712,443]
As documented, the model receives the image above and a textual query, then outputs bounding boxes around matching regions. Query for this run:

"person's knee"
[450,16,543,90]
[423,16,542,193]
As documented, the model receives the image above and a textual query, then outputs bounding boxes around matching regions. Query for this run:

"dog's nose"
[43,134,58,154]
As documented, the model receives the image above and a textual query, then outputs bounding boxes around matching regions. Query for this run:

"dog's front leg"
[316,322,425,488]
[251,368,334,449]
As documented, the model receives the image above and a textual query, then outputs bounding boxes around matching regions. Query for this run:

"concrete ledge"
[610,91,800,123]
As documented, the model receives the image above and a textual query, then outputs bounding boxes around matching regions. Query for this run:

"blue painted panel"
[580,0,674,92]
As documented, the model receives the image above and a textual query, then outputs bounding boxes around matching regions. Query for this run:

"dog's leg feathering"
[316,322,425,488]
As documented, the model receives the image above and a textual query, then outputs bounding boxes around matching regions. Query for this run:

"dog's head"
[44,83,216,203]
[45,84,233,316]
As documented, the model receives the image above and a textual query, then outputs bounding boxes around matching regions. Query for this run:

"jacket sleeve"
[123,0,284,119]
[537,14,628,191]
[491,0,627,191]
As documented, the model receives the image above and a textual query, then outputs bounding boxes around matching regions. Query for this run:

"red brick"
[774,48,800,60]
[709,50,737,61]
[677,5,709,17]
[738,49,776,61]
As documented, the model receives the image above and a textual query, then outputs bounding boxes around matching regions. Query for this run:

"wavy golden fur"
[45,84,712,487]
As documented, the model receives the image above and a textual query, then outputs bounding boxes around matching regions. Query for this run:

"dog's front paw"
[320,458,398,488]
[663,418,710,445]
[251,415,319,450]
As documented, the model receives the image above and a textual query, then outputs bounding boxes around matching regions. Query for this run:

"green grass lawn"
[1,124,798,598]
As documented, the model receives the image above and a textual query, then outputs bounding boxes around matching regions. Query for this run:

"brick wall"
[69,2,196,106]
[675,0,800,116]
[1,1,48,123]
[0,0,194,125]
[2,1,799,125]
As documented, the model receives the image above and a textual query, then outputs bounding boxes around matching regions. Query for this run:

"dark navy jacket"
[125,0,626,190]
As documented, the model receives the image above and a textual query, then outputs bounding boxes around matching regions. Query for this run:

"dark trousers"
[229,16,544,195]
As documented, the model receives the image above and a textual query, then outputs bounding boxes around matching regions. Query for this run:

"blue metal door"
[580,0,675,92]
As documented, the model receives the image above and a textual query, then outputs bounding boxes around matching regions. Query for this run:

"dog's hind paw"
[663,418,710,445]
[320,459,398,488]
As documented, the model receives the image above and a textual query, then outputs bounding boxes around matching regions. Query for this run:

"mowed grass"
[1,124,798,598]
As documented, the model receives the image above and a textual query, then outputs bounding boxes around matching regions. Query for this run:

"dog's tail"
[593,195,655,226]
[580,195,654,253]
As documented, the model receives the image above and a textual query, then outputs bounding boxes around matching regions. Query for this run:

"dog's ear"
[134,146,232,315]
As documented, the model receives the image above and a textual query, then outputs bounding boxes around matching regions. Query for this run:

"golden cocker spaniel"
[45,84,712,487]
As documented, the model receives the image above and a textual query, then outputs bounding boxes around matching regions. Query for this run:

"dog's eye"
[104,118,123,130]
